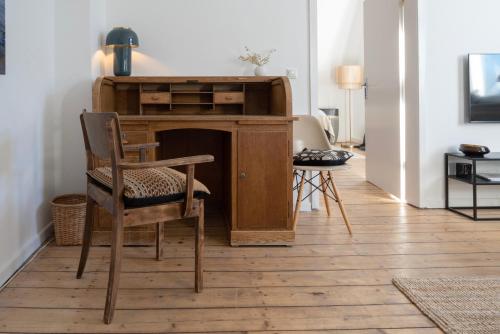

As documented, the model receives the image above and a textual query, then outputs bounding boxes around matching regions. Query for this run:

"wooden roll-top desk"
[92,76,294,246]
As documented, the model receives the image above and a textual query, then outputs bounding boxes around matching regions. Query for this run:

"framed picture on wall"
[0,0,4,75]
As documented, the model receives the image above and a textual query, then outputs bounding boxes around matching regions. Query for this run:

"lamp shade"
[105,27,139,48]
[336,65,364,89]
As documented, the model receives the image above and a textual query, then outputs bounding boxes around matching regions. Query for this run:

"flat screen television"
[468,54,500,122]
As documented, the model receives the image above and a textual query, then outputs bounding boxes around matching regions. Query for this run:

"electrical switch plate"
[286,68,298,79]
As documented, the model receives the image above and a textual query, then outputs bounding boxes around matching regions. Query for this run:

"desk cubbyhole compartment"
[114,84,140,115]
[171,92,213,104]
[214,84,245,92]
[245,83,272,115]
[171,83,213,93]
[214,104,244,115]
[141,84,170,92]
[170,104,214,114]
[142,104,171,115]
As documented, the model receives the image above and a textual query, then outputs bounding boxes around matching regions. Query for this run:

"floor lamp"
[336,65,364,149]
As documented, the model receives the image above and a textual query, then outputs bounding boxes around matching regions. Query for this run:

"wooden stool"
[292,165,352,234]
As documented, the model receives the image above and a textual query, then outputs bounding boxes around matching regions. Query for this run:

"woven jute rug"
[393,277,500,334]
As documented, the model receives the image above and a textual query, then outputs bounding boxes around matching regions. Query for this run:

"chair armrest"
[123,142,160,151]
[118,155,214,170]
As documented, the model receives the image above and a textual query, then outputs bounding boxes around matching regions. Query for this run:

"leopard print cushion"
[87,167,210,207]
[293,148,353,166]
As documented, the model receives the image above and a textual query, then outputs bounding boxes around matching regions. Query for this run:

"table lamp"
[336,65,364,149]
[105,27,139,76]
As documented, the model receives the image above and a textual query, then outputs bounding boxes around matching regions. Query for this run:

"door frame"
[308,0,319,118]
[307,0,320,211]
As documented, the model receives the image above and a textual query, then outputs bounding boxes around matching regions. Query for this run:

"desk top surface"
[119,115,297,122]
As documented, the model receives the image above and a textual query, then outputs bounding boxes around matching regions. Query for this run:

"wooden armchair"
[77,111,214,324]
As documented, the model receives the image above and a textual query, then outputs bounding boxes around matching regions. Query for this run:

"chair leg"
[319,172,331,217]
[156,222,164,261]
[293,170,306,229]
[77,197,95,279]
[328,171,353,235]
[103,213,124,324]
[195,200,204,293]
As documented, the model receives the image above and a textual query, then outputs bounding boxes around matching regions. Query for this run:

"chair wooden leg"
[293,170,306,229]
[156,222,164,261]
[328,171,353,235]
[195,200,204,293]
[77,197,95,279]
[103,213,124,324]
[319,172,331,216]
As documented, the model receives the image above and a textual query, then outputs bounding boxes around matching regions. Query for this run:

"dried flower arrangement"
[239,46,277,66]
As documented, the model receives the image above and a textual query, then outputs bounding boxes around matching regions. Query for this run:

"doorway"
[313,0,410,203]
[316,0,365,148]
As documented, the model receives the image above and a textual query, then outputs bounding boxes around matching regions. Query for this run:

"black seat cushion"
[87,167,210,207]
[293,148,353,166]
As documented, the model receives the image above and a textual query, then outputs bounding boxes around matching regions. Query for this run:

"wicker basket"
[51,194,87,246]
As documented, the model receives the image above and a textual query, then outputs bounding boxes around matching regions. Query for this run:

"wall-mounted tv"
[468,54,500,122]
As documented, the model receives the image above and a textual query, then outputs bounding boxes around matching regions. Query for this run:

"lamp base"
[113,47,132,76]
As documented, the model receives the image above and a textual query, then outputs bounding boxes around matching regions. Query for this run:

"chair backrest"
[80,111,124,166]
[293,115,332,154]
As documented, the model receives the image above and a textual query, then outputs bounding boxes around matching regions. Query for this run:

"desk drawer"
[121,123,148,131]
[123,131,148,144]
[141,92,171,104]
[214,92,244,104]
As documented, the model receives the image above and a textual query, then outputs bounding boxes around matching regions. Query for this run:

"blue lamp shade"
[105,27,139,76]
[105,27,139,48]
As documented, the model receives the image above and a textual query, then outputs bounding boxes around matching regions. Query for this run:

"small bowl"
[459,144,490,157]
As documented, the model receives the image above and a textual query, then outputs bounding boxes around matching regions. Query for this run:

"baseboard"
[352,137,363,144]
[0,223,54,287]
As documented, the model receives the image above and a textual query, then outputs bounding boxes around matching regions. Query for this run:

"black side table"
[445,152,500,221]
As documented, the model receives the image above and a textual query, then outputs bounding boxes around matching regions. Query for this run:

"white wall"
[317,0,364,142]
[104,0,311,116]
[0,0,56,284]
[0,0,106,286]
[418,0,500,208]
[53,0,105,195]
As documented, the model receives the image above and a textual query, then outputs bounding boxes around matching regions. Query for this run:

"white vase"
[254,65,266,76]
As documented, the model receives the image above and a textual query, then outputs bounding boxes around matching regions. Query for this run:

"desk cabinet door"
[237,129,290,230]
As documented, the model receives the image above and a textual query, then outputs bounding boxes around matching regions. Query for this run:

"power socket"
[286,68,298,80]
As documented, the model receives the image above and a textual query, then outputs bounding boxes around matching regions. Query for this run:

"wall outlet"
[286,68,298,79]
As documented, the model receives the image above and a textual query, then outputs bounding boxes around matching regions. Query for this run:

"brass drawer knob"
[240,172,247,179]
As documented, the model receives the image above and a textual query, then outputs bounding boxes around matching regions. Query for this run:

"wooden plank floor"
[1,155,500,333]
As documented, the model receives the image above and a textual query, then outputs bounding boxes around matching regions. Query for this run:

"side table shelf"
[445,152,500,221]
